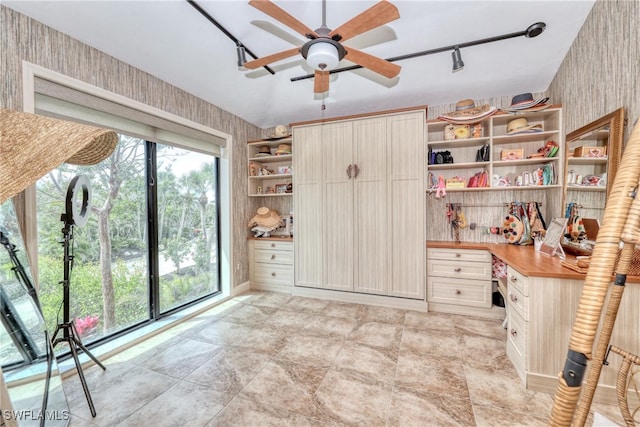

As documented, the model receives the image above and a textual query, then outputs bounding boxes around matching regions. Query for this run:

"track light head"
[452,47,464,73]
[236,44,248,69]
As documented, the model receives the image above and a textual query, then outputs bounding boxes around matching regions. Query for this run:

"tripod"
[50,214,106,417]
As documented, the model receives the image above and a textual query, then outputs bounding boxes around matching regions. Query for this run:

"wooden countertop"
[427,240,640,282]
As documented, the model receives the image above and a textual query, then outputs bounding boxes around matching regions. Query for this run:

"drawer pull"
[510,275,518,283]
[271,272,276,277]
[456,289,461,295]
[271,243,276,248]
[510,328,518,337]
[454,268,462,272]
[510,293,518,303]
[271,254,276,260]
[455,253,462,258]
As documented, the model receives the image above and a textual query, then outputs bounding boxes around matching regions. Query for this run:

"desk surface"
[427,240,639,282]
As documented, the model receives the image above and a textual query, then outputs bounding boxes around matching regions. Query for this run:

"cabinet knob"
[271,272,276,277]
[510,328,518,337]
[456,289,461,295]
[271,243,276,248]
[271,254,276,260]
[454,268,462,273]
[510,293,518,303]
[455,253,462,258]
[510,275,518,283]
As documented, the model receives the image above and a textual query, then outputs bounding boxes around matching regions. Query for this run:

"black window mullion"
[145,141,160,319]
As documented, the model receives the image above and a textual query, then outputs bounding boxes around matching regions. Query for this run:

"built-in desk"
[427,240,640,405]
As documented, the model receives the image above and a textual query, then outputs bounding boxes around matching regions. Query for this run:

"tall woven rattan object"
[0,108,118,205]
[549,118,640,426]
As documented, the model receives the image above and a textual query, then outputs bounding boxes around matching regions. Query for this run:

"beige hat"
[268,125,290,139]
[275,144,292,155]
[248,207,283,229]
[0,108,118,205]
[507,117,543,135]
[438,99,497,124]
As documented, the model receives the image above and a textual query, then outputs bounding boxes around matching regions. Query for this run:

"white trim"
[250,283,293,294]
[292,286,429,312]
[232,281,251,296]
[22,62,230,141]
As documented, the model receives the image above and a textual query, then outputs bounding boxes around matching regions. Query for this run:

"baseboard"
[527,372,640,407]
[428,302,506,320]
[292,286,428,312]
[251,282,292,294]
[232,280,250,296]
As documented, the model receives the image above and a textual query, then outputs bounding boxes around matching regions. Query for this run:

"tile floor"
[62,291,625,426]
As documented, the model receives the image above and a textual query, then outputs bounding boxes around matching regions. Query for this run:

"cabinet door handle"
[346,164,352,179]
[454,268,462,272]
[271,272,276,277]
[271,254,276,260]
[353,164,360,179]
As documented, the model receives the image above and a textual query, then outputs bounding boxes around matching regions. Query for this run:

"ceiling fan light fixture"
[452,47,464,73]
[305,41,340,71]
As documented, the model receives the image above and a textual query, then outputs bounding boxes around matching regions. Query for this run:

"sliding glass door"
[35,135,220,344]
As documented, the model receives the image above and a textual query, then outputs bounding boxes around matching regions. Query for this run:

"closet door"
[352,117,388,295]
[323,121,354,291]
[293,125,324,289]
[387,111,426,299]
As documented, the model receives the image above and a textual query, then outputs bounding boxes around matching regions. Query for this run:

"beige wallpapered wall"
[0,5,266,287]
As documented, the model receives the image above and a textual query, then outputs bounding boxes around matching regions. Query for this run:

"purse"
[475,143,490,162]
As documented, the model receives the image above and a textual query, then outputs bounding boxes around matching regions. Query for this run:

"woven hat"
[438,99,497,124]
[0,108,118,205]
[501,93,549,113]
[507,117,543,135]
[255,145,272,157]
[268,125,290,139]
[275,144,292,155]
[248,207,283,229]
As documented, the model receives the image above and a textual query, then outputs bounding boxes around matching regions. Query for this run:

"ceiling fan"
[243,0,401,94]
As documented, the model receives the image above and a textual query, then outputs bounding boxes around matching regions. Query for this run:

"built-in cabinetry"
[505,265,529,384]
[247,137,293,197]
[293,109,426,300]
[427,247,503,318]
[426,107,563,192]
[248,238,293,293]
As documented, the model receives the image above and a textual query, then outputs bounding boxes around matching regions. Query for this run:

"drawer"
[507,266,529,296]
[427,248,491,263]
[427,259,491,281]
[427,276,492,308]
[507,306,527,359]
[507,281,528,320]
[253,240,293,252]
[254,248,293,265]
[253,263,293,286]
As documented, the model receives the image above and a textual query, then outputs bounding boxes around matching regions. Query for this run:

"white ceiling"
[4,0,595,128]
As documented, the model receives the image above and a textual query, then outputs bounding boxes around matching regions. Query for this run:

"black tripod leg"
[41,331,53,427]
[70,322,106,371]
[68,337,97,417]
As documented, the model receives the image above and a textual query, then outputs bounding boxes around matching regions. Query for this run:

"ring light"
[65,175,92,227]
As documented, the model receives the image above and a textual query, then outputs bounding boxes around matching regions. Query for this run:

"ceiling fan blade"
[249,0,318,38]
[344,47,401,79]
[314,71,330,94]
[329,0,400,42]
[244,47,300,69]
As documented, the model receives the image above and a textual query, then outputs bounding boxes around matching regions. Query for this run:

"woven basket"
[615,247,640,276]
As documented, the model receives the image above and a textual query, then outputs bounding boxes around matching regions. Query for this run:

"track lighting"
[452,47,464,73]
[236,44,247,69]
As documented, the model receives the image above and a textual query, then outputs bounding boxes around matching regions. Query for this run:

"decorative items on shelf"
[467,170,489,187]
[445,176,466,189]
[502,201,546,245]
[475,143,490,162]
[501,149,524,160]
[572,145,607,158]
[428,148,454,164]
[248,207,284,237]
[528,140,559,158]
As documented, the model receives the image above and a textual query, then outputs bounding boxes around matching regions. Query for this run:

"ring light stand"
[49,175,105,417]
